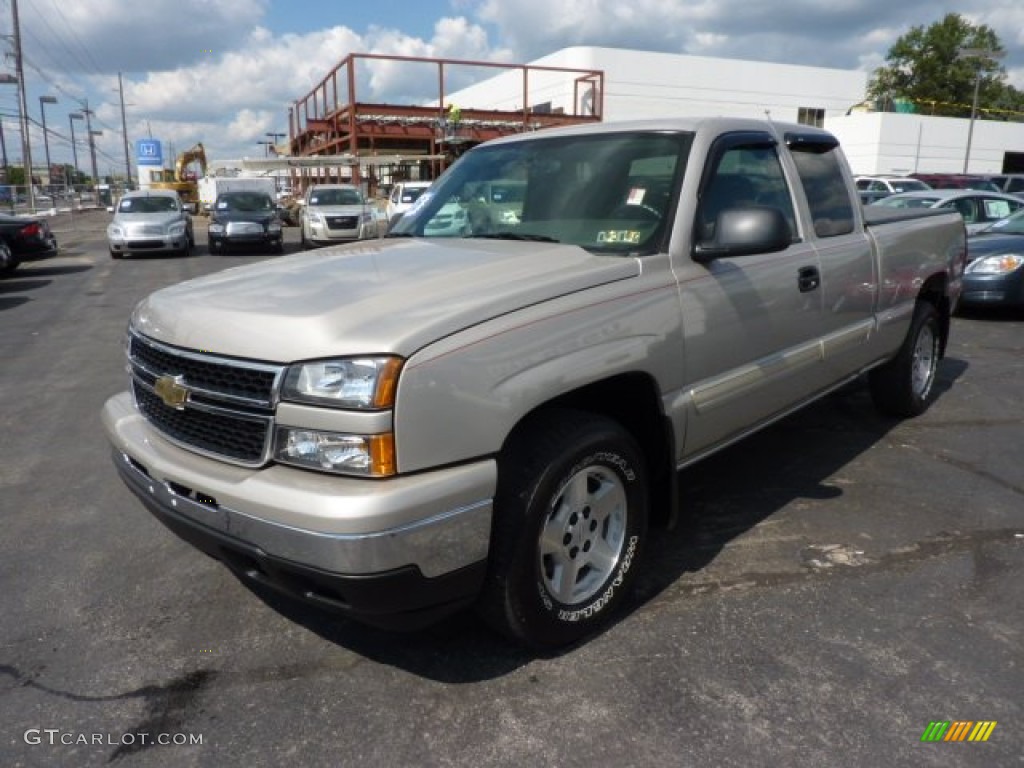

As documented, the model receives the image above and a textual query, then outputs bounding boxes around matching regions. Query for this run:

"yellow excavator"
[150,142,207,212]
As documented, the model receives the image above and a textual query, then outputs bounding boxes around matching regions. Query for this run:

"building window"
[797,107,825,128]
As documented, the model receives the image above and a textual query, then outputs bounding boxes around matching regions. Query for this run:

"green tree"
[867,13,1023,120]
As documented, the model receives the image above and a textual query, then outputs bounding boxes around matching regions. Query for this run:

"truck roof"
[480,116,834,145]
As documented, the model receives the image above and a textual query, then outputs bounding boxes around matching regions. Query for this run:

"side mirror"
[693,207,792,263]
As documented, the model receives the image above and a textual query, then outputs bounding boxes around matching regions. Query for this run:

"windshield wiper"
[468,231,561,243]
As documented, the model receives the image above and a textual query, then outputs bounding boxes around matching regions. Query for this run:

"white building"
[827,111,1024,176]
[450,46,1024,177]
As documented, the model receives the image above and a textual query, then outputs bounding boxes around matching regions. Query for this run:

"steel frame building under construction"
[279,53,604,195]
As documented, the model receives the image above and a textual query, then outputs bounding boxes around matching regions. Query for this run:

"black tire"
[869,300,940,417]
[0,241,18,275]
[478,410,649,649]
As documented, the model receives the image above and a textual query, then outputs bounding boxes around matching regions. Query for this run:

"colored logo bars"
[921,721,997,742]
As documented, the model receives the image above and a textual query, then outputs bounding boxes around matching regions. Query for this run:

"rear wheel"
[478,410,649,649]
[869,300,940,417]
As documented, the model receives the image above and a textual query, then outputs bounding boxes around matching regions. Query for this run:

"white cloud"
[21,0,1024,168]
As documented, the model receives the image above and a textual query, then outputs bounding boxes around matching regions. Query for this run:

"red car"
[908,173,1002,192]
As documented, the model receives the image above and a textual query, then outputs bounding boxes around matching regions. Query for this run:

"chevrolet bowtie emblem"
[154,374,190,410]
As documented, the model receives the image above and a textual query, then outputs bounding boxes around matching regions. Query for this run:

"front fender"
[394,272,683,474]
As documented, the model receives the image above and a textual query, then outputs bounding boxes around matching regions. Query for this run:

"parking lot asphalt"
[0,223,1021,767]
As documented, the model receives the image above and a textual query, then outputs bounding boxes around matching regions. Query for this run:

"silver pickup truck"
[103,117,966,649]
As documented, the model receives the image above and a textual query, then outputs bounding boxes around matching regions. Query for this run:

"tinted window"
[790,145,855,237]
[698,144,797,241]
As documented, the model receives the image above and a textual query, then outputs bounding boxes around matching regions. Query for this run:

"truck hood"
[131,238,640,361]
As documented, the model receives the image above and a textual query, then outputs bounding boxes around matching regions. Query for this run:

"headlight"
[275,428,395,476]
[168,222,187,236]
[282,356,403,409]
[209,222,225,233]
[966,253,1024,274]
[308,212,325,225]
[108,225,123,238]
[268,221,282,233]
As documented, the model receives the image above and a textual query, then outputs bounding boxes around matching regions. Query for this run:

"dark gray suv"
[207,191,284,253]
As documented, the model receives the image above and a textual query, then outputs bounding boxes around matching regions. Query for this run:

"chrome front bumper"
[102,391,495,579]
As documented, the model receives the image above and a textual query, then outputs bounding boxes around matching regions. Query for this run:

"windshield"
[890,179,929,192]
[390,130,693,254]
[310,188,364,206]
[119,195,179,213]
[977,208,1024,235]
[400,187,428,204]
[216,192,273,212]
[874,195,941,209]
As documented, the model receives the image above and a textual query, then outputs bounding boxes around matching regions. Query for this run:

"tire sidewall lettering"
[532,449,642,625]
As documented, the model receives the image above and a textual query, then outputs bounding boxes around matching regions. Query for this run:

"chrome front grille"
[127,331,285,466]
[326,215,359,229]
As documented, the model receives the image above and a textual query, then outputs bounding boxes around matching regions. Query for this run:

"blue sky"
[1,0,1022,180]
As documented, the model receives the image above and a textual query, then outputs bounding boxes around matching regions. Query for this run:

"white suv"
[385,181,432,224]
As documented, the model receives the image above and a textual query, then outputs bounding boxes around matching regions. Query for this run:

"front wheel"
[869,300,940,417]
[478,410,649,649]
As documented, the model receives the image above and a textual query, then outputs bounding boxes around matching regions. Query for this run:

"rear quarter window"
[789,144,855,237]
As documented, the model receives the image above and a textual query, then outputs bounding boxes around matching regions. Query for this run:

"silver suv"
[299,184,386,248]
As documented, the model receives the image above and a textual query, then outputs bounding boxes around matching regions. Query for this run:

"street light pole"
[957,47,1006,174]
[257,140,273,157]
[39,95,56,193]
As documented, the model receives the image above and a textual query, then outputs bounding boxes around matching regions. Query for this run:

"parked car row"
[104,185,393,259]
[0,212,59,275]
[868,189,1024,234]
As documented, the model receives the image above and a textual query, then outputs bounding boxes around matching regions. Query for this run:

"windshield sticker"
[626,188,646,205]
[596,230,642,244]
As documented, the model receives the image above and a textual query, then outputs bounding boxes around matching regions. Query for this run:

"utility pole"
[68,112,83,189]
[0,116,7,178]
[118,73,132,188]
[11,0,35,210]
[82,99,100,189]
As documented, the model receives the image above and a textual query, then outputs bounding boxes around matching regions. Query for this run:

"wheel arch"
[500,372,678,530]
[917,272,951,357]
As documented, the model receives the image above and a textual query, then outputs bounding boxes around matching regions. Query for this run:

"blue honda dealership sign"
[136,139,163,166]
